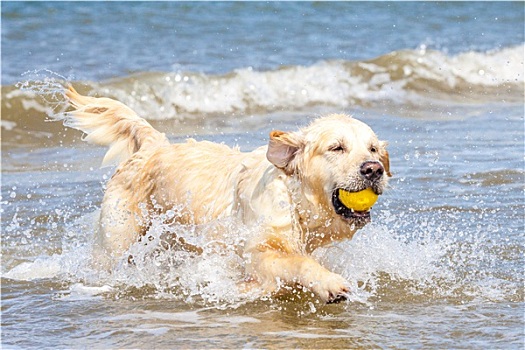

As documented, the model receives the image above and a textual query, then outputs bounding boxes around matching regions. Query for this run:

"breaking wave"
[3,45,523,123]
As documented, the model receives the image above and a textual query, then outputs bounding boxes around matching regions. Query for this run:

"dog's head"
[267,114,391,231]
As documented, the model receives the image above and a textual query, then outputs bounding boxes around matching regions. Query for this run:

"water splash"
[12,69,71,116]
[3,201,521,308]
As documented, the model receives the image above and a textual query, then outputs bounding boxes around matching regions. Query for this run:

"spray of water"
[6,69,76,127]
[4,197,521,310]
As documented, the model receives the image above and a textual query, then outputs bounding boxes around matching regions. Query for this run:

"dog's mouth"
[331,188,378,222]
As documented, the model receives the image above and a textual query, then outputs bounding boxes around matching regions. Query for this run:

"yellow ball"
[338,188,378,211]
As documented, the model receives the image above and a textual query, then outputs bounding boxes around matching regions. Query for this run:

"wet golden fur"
[62,86,390,303]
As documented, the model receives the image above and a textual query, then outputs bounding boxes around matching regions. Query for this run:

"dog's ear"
[267,130,304,174]
[379,141,392,177]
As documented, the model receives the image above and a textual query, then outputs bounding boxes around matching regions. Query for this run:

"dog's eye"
[329,144,345,152]
[370,146,377,153]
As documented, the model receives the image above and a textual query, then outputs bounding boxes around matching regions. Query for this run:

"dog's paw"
[312,272,350,304]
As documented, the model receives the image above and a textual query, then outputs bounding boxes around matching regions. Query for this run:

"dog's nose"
[360,161,384,182]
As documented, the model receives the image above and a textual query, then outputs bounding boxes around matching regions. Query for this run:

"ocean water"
[1,2,524,349]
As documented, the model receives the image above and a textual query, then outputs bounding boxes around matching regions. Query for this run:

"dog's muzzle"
[332,161,386,223]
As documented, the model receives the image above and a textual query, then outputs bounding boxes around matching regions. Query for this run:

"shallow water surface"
[2,2,524,349]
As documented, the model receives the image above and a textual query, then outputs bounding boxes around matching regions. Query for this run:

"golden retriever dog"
[60,86,390,303]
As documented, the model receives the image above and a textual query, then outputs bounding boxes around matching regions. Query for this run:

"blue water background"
[2,1,524,84]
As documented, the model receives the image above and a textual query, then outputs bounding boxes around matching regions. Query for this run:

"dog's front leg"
[248,247,350,303]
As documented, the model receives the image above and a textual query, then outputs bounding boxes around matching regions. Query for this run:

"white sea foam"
[6,45,523,124]
[104,45,524,118]
[1,120,17,131]
[3,256,63,281]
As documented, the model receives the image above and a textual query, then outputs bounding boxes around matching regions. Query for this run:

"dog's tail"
[61,86,169,167]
